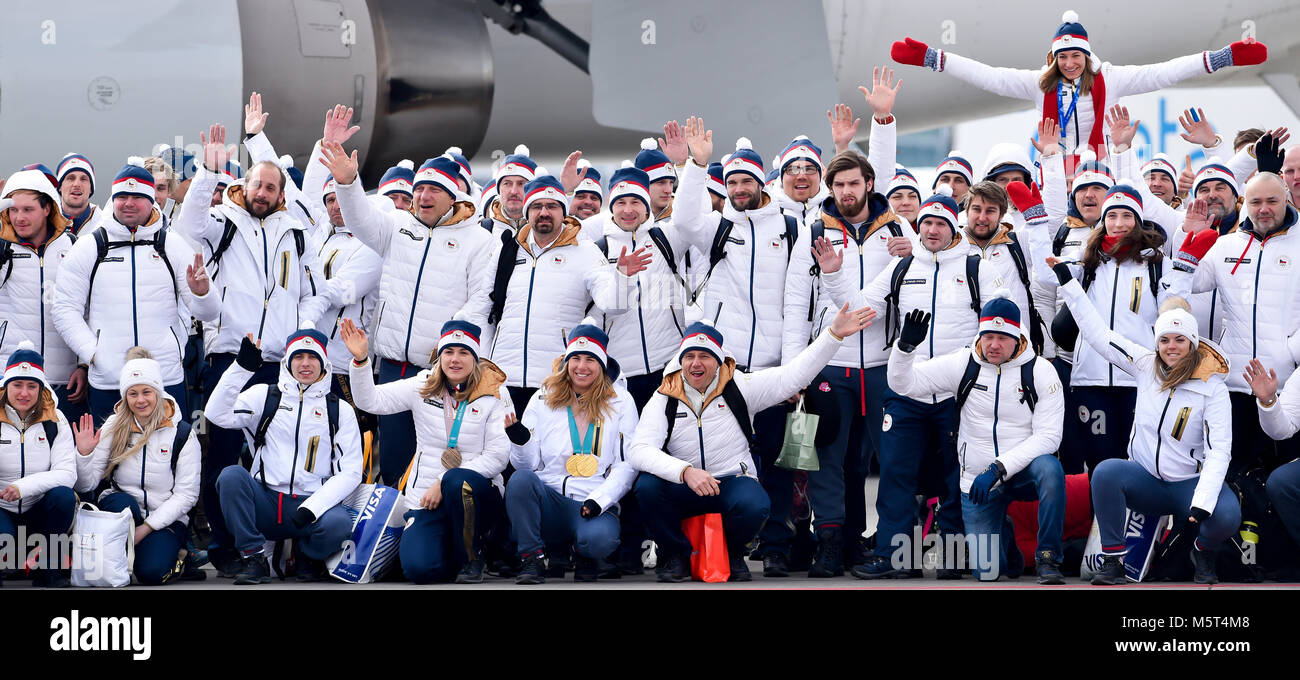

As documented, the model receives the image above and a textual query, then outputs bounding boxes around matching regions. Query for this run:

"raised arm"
[174,124,238,247]
[664,117,717,253]
[885,317,969,399]
[340,318,418,415]
[741,310,872,413]
[204,343,270,430]
[1108,40,1268,98]
[892,37,1041,101]
[319,140,399,257]
[1055,274,1152,376]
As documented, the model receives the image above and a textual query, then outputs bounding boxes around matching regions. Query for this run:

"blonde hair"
[1154,298,1198,391]
[541,356,617,425]
[143,156,175,184]
[1038,51,1096,94]
[418,353,482,401]
[103,390,169,480]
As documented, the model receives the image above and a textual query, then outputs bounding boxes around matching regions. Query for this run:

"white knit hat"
[119,357,165,397]
[1154,308,1199,349]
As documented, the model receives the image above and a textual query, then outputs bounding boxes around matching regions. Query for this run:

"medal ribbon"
[1056,81,1080,139]
[567,406,597,456]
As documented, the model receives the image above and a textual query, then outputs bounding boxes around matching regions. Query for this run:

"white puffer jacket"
[966,225,1036,338]
[672,161,798,370]
[629,328,842,481]
[74,395,200,530]
[348,358,510,501]
[1,204,77,385]
[782,195,915,369]
[888,330,1064,493]
[510,384,639,510]
[0,396,76,514]
[310,225,383,373]
[821,233,1001,402]
[335,177,493,368]
[174,167,327,360]
[1192,206,1300,394]
[1060,279,1233,512]
[52,209,220,389]
[205,351,363,520]
[462,220,634,388]
[593,216,687,377]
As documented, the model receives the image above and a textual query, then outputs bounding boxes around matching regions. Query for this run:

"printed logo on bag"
[445,239,459,251]
[818,381,831,392]
[1277,254,1291,269]
[882,413,893,431]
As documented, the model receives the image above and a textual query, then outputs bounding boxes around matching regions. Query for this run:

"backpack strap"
[1019,360,1039,412]
[594,236,609,258]
[292,228,305,258]
[883,255,914,348]
[720,378,756,455]
[691,218,737,306]
[487,229,521,325]
[1147,257,1161,300]
[662,395,678,450]
[152,228,180,302]
[886,221,904,238]
[326,392,341,451]
[42,420,58,445]
[170,420,192,474]
[965,253,982,315]
[782,215,799,265]
[647,227,681,279]
[805,220,826,322]
[89,227,110,292]
[954,354,983,411]
[1051,222,1072,257]
[252,385,283,450]
[0,240,13,286]
[1004,232,1045,354]
[206,217,239,276]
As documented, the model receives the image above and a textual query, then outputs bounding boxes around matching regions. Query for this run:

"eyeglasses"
[784,164,819,177]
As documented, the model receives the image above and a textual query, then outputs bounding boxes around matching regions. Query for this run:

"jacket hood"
[818,192,898,237]
[658,356,738,408]
[433,200,477,227]
[970,331,1035,369]
[100,205,162,237]
[515,216,583,250]
[1,171,73,242]
[966,222,1017,249]
[278,350,334,397]
[466,359,508,403]
[1189,339,1230,383]
[489,198,526,228]
[721,188,779,222]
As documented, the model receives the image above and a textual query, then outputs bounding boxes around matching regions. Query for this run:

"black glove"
[505,420,531,446]
[581,499,602,519]
[236,336,264,372]
[896,309,931,353]
[1052,262,1074,287]
[292,506,316,530]
[1188,506,1210,523]
[1256,133,1285,175]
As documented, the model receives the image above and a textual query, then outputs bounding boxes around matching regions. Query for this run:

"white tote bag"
[71,502,135,587]
[1080,510,1171,583]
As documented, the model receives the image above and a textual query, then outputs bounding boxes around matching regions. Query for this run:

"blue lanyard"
[1056,81,1079,139]
[447,401,467,449]
[566,407,596,455]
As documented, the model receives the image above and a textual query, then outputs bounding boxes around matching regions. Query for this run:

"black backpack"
[954,354,1039,413]
[693,214,799,306]
[206,216,306,279]
[250,386,341,451]
[883,253,982,349]
[593,226,683,286]
[0,240,14,286]
[661,379,755,464]
[89,227,178,301]
[487,229,522,325]
[1002,231,1046,355]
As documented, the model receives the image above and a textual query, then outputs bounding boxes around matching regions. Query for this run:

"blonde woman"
[505,323,639,584]
[341,316,509,584]
[1054,263,1239,586]
[72,348,200,585]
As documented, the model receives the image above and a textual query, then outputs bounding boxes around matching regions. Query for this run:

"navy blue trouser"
[805,365,884,535]
[753,403,795,557]
[1092,458,1241,553]
[215,466,353,560]
[504,469,621,559]
[0,486,76,572]
[97,492,187,585]
[399,468,503,583]
[959,455,1066,580]
[634,473,770,558]
[377,359,421,486]
[875,388,963,560]
[89,383,189,428]
[183,330,204,423]
[1061,385,1135,476]
[1268,459,1300,548]
[200,353,279,551]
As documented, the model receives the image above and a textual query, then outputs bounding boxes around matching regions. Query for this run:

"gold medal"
[441,447,462,469]
[565,454,599,477]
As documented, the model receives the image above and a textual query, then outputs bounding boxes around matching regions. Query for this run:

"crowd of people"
[3,11,1300,587]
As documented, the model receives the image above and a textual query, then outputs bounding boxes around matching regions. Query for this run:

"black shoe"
[295,557,329,583]
[727,553,752,582]
[455,556,486,584]
[851,556,906,580]
[762,553,790,578]
[843,536,870,571]
[544,551,572,578]
[233,552,271,585]
[615,553,645,576]
[515,552,546,585]
[808,526,845,578]
[487,557,518,579]
[180,552,208,582]
[1091,554,1126,586]
[574,556,600,583]
[34,569,71,588]
[596,557,623,580]
[211,547,242,579]
[1035,551,1065,585]
[656,552,690,583]
[1190,547,1219,585]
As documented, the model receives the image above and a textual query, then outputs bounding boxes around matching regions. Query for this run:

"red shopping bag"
[682,513,730,583]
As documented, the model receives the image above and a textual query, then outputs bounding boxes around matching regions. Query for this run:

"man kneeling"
[206,327,363,584]
[887,296,1066,583]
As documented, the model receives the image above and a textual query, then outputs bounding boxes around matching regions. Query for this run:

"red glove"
[891,37,931,67]
[1229,40,1268,66]
[1006,181,1046,220]
[1175,228,1218,271]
